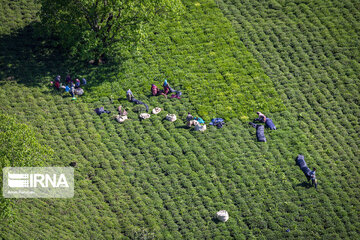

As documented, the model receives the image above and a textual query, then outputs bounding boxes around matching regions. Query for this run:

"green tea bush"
[1,0,360,238]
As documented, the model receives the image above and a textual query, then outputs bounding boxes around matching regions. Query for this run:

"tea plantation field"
[0,0,359,239]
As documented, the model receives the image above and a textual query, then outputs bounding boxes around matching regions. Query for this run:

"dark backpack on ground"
[94,107,111,115]
[249,122,266,142]
[296,155,311,180]
[265,118,276,130]
[256,125,266,142]
[210,118,225,128]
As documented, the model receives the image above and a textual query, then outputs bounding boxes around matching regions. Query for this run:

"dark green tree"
[0,114,53,219]
[39,0,184,62]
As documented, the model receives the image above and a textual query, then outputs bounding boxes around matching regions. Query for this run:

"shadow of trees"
[0,23,67,87]
[0,22,123,89]
[296,181,312,189]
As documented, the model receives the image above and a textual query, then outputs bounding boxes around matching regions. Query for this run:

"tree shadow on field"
[0,22,123,89]
[175,125,189,129]
[296,181,312,189]
[211,217,222,224]
[0,23,68,87]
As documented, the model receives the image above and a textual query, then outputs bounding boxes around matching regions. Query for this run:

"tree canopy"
[39,0,184,62]
[0,114,52,219]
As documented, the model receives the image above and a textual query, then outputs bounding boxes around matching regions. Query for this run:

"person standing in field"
[186,112,193,127]
[310,168,317,189]
[75,79,81,88]
[54,75,61,90]
[69,82,76,100]
[126,89,134,101]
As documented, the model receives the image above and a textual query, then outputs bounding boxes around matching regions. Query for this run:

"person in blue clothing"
[193,117,205,124]
[163,80,170,95]
[75,79,81,88]
[163,79,168,88]
[163,79,182,99]
[126,89,134,101]
[69,82,76,100]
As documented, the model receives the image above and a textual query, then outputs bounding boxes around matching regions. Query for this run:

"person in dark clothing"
[295,155,318,189]
[69,82,76,99]
[163,79,175,92]
[75,79,81,88]
[186,113,193,122]
[163,79,168,88]
[163,79,182,98]
[310,168,317,189]
[163,79,173,95]
[54,75,61,90]
[126,89,149,112]
[126,89,134,101]
[163,84,170,95]
[66,74,72,85]
[94,107,111,115]
[186,112,193,127]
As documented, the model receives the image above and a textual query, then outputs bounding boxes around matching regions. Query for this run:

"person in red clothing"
[163,84,170,95]
[152,84,167,98]
[54,75,61,90]
[151,84,159,96]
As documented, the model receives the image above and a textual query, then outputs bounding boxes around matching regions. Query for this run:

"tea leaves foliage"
[0,0,360,239]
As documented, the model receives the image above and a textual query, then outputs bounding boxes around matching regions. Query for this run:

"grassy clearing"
[0,0,359,239]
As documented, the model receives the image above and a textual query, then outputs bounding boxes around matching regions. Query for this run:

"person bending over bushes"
[255,112,266,123]
[54,75,61,90]
[151,84,167,98]
[295,155,318,189]
[254,112,276,130]
[126,89,149,112]
[163,79,182,99]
